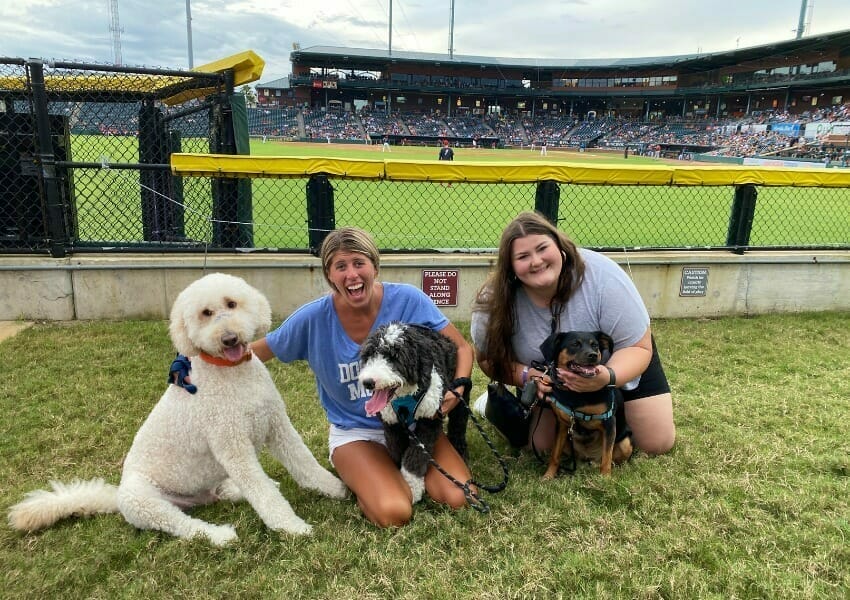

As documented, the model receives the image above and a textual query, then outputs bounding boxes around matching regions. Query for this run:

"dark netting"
[2,57,848,255]
[1,57,227,255]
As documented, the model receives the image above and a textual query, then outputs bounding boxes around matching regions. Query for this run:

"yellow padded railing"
[170,153,850,187]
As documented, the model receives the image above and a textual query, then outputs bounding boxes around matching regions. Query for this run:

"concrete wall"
[1,250,849,322]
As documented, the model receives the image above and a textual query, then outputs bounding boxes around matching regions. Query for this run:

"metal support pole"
[186,0,194,68]
[534,180,560,225]
[29,60,69,257]
[306,173,335,255]
[726,184,758,254]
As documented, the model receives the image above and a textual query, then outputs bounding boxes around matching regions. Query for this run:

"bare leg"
[332,441,412,528]
[424,434,474,508]
[623,392,675,455]
[527,405,558,453]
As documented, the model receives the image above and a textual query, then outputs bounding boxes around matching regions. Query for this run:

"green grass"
[2,313,850,598]
[66,137,850,250]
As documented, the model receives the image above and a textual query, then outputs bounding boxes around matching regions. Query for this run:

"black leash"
[405,377,510,514]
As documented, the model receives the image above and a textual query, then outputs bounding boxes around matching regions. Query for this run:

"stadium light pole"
[795,0,808,39]
[186,0,194,69]
[449,0,455,59]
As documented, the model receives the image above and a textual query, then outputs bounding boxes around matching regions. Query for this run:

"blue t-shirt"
[265,282,449,429]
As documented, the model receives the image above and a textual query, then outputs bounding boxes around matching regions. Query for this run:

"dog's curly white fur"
[8,273,347,545]
[358,322,468,503]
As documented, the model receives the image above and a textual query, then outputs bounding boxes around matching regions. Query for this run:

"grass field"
[2,313,849,598]
[68,136,849,250]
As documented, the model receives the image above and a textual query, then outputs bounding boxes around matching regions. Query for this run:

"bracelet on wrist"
[605,366,617,387]
[450,377,472,393]
[520,366,529,386]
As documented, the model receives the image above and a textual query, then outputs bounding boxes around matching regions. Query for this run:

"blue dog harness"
[391,393,422,429]
[548,387,617,422]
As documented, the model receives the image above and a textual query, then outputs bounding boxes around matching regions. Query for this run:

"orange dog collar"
[197,350,253,367]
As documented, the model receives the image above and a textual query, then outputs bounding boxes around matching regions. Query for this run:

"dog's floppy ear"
[168,284,200,357]
[594,332,615,354]
[250,283,273,337]
[406,327,437,392]
[540,332,567,361]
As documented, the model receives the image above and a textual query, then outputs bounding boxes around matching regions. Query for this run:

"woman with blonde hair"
[173,227,474,527]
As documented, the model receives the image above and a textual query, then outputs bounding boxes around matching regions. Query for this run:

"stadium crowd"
[244,102,847,160]
[45,96,849,162]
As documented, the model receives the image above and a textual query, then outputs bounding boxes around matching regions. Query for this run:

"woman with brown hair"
[471,211,675,456]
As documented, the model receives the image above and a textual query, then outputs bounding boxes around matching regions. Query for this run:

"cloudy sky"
[3,1,850,84]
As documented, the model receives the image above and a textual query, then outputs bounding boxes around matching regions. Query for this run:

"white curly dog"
[8,273,347,545]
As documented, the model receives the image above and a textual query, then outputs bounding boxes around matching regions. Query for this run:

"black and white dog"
[358,322,469,502]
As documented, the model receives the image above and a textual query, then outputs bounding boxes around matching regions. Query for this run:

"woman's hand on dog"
[439,387,466,415]
[169,354,197,394]
[528,366,553,399]
[553,366,608,394]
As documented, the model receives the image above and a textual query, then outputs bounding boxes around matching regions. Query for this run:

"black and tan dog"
[539,331,633,479]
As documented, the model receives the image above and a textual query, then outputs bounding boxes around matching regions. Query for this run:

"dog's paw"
[203,523,238,546]
[272,517,313,536]
[214,478,244,502]
[401,468,425,504]
[317,475,349,499]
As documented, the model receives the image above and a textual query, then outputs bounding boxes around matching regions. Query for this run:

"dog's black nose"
[221,333,239,347]
[362,378,375,390]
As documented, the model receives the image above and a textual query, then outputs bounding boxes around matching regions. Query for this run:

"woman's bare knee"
[625,393,675,456]
[633,426,676,455]
[360,494,412,528]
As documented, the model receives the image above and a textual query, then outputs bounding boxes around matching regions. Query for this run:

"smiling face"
[510,233,564,297]
[169,273,272,359]
[327,250,378,308]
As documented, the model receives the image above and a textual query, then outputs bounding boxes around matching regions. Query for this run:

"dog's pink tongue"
[223,344,246,362]
[365,388,391,416]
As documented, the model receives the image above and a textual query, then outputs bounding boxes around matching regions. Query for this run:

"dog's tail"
[8,478,119,532]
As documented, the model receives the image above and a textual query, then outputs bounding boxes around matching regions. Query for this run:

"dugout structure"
[0,51,263,256]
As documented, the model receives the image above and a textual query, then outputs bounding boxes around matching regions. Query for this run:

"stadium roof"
[256,76,290,89]
[289,28,850,74]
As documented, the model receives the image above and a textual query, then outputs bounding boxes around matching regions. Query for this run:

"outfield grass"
[67,136,849,250]
[2,313,849,598]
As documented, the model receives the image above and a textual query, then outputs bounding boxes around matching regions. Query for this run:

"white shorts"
[328,424,387,466]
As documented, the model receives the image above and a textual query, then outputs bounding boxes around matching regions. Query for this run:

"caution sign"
[680,267,709,297]
[422,270,459,306]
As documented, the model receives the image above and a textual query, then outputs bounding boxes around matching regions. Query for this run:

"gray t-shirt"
[471,248,649,388]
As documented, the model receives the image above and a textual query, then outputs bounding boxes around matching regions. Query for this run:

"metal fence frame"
[1,57,848,256]
[0,57,238,257]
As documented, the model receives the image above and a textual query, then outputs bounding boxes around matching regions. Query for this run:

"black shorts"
[621,337,671,402]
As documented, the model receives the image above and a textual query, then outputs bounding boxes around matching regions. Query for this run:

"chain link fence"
[2,56,848,255]
[0,56,237,256]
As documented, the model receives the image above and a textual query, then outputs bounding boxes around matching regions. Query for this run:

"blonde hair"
[319,227,381,287]
[473,211,585,382]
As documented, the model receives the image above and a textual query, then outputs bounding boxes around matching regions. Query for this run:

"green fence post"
[29,60,72,257]
[726,183,757,254]
[168,130,186,239]
[306,173,335,255]
[535,180,560,225]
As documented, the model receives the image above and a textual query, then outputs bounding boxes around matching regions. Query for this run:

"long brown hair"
[473,211,585,382]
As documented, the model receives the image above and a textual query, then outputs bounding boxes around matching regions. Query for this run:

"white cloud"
[1,0,849,83]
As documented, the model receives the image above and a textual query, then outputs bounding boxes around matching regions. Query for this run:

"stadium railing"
[159,154,849,255]
[2,49,847,257]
